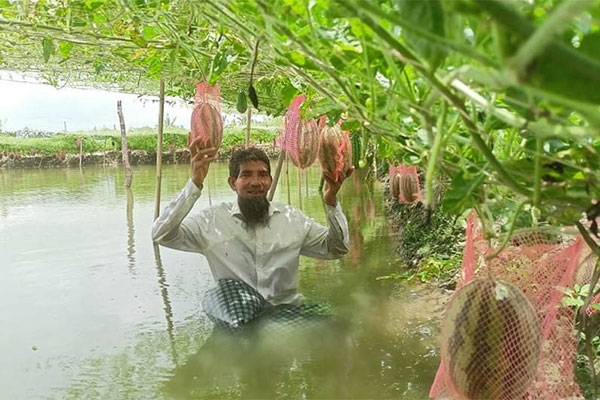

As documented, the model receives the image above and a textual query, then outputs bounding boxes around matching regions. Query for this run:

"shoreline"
[0,145,280,169]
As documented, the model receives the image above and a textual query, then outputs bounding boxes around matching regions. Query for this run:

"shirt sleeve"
[151,179,209,253]
[299,202,350,259]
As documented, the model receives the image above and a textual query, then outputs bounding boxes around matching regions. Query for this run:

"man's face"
[228,160,273,199]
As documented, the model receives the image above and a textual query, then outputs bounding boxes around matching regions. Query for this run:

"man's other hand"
[323,166,354,206]
[190,139,218,188]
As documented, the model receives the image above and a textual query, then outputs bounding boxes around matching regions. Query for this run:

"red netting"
[429,213,587,399]
[389,164,423,204]
[194,82,221,113]
[188,82,223,148]
[275,95,321,169]
[318,121,352,182]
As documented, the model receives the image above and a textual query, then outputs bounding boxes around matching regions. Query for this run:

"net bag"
[389,164,422,204]
[188,82,223,149]
[430,213,587,399]
[440,278,541,400]
[276,95,320,169]
[318,122,352,182]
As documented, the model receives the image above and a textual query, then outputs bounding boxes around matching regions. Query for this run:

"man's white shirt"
[152,179,350,305]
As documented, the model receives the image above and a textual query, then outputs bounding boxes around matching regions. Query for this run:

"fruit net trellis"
[276,94,320,170]
[429,213,595,399]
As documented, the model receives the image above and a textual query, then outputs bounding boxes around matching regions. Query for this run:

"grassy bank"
[0,125,278,156]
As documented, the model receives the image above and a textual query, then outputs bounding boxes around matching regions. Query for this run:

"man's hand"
[189,139,218,188]
[323,167,354,206]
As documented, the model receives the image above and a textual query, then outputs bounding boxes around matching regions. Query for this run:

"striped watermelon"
[293,119,320,169]
[391,173,401,200]
[400,174,418,203]
[319,125,352,181]
[441,278,541,400]
[189,102,223,148]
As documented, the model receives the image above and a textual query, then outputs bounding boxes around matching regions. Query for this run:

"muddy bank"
[0,145,280,169]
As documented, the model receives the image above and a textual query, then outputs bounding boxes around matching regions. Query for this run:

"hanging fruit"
[319,124,353,181]
[440,278,541,400]
[189,102,223,148]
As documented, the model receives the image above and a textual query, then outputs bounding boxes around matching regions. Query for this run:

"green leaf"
[58,41,73,60]
[579,32,600,61]
[341,119,360,131]
[129,29,148,48]
[143,26,159,40]
[41,37,54,63]
[562,297,584,307]
[289,50,306,66]
[397,0,446,70]
[349,18,373,39]
[527,32,600,104]
[441,172,485,214]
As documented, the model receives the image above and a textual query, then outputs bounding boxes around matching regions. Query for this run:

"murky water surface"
[0,163,446,399]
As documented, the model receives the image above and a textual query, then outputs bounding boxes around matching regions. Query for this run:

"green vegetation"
[381,200,464,286]
[0,126,277,156]
[2,0,600,395]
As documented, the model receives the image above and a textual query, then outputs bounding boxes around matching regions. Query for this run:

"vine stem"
[533,135,543,208]
[508,0,594,78]
[475,0,600,84]
[576,222,600,400]
[424,102,447,208]
[486,200,529,260]
[350,6,532,199]
[450,77,597,139]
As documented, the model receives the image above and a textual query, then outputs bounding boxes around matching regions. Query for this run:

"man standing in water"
[152,140,353,327]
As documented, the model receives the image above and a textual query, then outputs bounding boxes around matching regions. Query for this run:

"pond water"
[0,162,446,399]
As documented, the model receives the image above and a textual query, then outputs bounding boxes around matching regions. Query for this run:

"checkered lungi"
[201,278,333,335]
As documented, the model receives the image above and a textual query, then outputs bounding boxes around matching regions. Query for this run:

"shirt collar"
[230,199,281,219]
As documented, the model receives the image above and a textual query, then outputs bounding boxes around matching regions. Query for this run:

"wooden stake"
[297,166,302,209]
[245,106,252,148]
[286,153,291,204]
[305,167,309,197]
[154,79,165,221]
[78,138,83,168]
[268,150,286,201]
[117,100,132,188]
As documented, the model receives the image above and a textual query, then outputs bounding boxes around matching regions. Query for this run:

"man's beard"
[238,196,270,228]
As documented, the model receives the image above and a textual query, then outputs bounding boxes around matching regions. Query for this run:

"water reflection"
[162,312,353,399]
[153,243,178,366]
[0,164,445,399]
[126,187,136,274]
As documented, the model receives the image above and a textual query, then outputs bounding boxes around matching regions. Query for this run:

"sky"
[0,71,252,132]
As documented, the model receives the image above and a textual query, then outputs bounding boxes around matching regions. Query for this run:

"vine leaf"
[41,37,54,63]
[528,32,600,104]
[397,0,446,71]
[58,42,73,60]
[441,172,485,214]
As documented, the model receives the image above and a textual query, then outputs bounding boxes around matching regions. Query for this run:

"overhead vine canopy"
[1,0,600,228]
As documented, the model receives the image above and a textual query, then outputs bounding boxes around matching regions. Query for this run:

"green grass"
[0,125,278,156]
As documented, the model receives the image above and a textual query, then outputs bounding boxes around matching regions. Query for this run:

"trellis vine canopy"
[1,0,599,227]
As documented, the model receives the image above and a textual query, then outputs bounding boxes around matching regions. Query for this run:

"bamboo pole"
[267,150,286,201]
[117,100,132,188]
[305,167,309,197]
[154,79,165,221]
[286,153,291,204]
[245,106,252,148]
[78,138,83,168]
[297,167,303,209]
[152,243,178,365]
[126,187,135,274]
